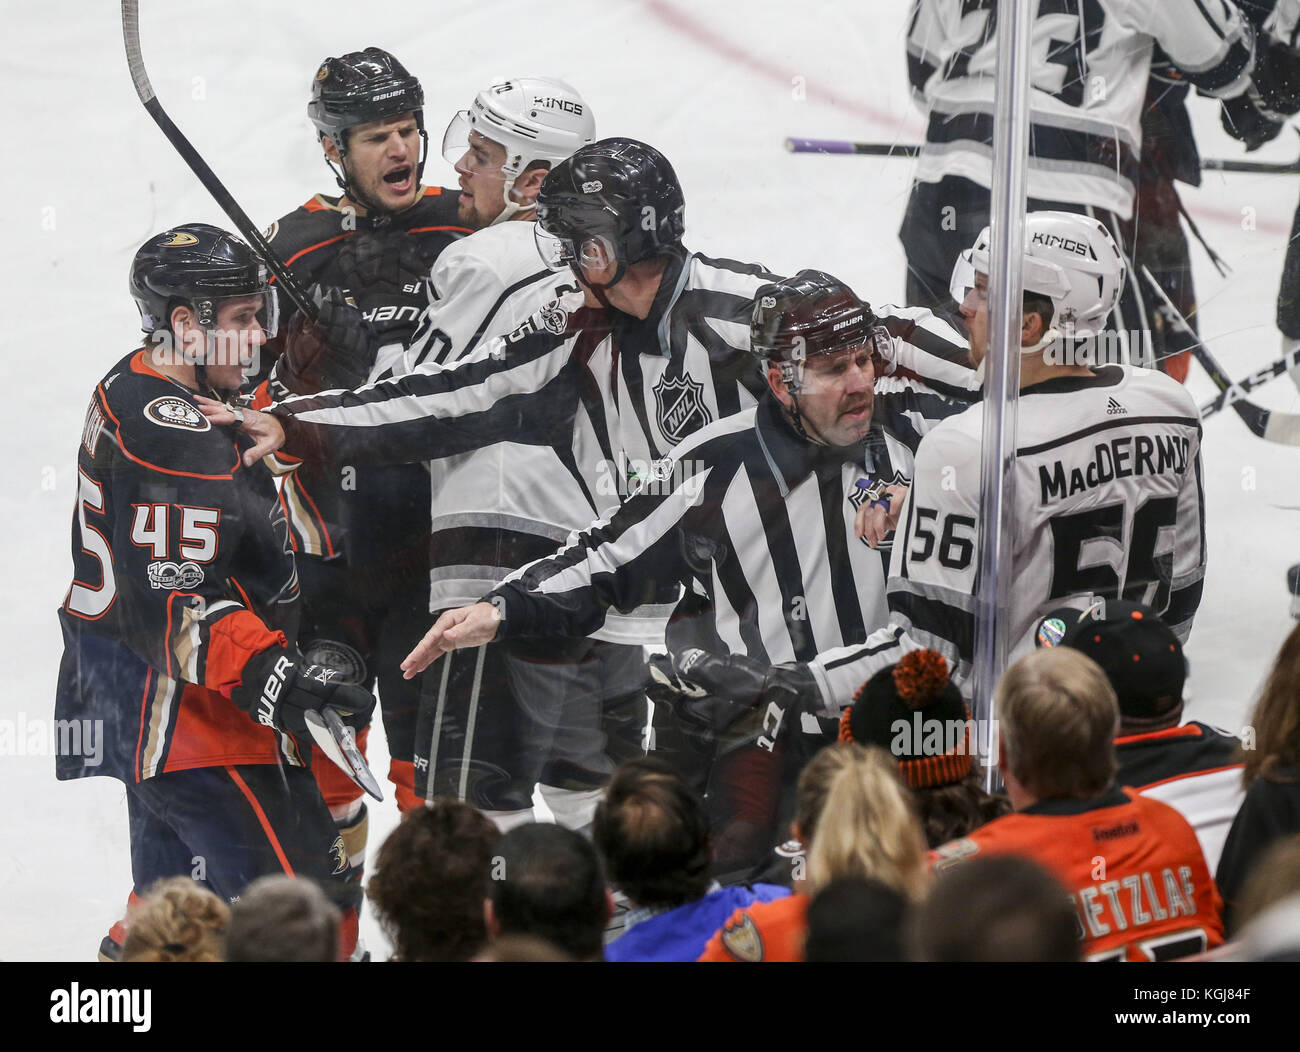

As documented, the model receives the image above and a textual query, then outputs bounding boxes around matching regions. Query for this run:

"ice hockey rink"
[4,0,1299,960]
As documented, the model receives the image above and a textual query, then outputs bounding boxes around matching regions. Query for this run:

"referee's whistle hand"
[401,602,503,678]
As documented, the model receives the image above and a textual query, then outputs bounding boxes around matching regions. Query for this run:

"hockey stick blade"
[121,0,318,323]
[304,708,384,802]
[785,135,1300,173]
[1141,265,1300,446]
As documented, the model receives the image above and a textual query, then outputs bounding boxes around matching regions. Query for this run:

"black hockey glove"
[1220,90,1284,151]
[280,286,378,394]
[647,648,818,742]
[1252,35,1300,118]
[231,645,376,745]
[333,231,429,302]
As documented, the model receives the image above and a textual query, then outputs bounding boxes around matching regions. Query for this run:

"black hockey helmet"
[534,138,685,284]
[130,223,276,336]
[308,47,428,198]
[308,47,425,146]
[751,270,885,371]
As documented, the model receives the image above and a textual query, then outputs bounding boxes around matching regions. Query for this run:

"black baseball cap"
[1033,600,1185,720]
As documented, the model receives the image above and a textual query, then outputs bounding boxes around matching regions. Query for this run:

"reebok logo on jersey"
[1106,397,1127,415]
[256,655,295,727]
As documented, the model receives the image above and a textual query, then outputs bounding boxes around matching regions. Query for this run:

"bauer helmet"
[950,210,1126,340]
[750,269,889,391]
[534,138,685,287]
[442,77,596,225]
[130,223,277,337]
[308,48,428,196]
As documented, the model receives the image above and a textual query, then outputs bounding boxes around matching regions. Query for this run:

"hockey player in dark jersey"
[56,225,375,960]
[260,50,472,870]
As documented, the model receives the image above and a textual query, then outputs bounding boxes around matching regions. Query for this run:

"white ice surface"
[3,0,1298,960]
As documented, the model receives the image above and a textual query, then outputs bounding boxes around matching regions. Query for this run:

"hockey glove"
[232,645,376,743]
[1220,90,1284,151]
[333,231,429,305]
[280,286,378,394]
[647,648,817,742]
[1252,36,1300,119]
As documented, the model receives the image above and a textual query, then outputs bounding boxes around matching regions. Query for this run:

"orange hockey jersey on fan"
[697,893,809,962]
[929,786,1224,961]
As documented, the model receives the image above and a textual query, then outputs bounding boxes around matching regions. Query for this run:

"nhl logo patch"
[653,372,711,445]
[540,302,568,336]
[147,561,206,590]
[144,396,210,432]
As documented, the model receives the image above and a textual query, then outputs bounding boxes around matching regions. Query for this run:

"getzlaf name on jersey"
[810,362,1206,708]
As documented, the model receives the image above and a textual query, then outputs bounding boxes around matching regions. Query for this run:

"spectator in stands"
[1218,622,1300,933]
[698,742,928,962]
[930,647,1224,961]
[120,877,229,963]
[909,855,1080,962]
[224,875,341,963]
[594,758,789,962]
[802,877,909,962]
[485,823,610,961]
[1235,835,1300,932]
[472,935,574,962]
[838,648,1009,847]
[367,800,500,961]
[1034,600,1243,872]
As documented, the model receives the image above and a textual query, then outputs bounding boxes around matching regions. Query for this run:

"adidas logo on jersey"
[1106,397,1127,415]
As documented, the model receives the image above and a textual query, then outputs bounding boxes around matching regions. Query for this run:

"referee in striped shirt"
[400,270,965,875]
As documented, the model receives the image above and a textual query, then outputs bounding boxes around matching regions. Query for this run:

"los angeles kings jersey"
[56,350,300,783]
[906,0,1256,219]
[810,364,1206,710]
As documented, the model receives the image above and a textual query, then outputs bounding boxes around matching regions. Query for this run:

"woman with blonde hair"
[697,743,928,961]
[120,877,229,962]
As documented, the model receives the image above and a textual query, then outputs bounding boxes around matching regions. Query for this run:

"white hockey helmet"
[442,77,596,224]
[950,210,1126,340]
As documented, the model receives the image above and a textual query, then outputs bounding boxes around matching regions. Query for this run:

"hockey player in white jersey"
[364,78,630,831]
[902,0,1259,371]
[622,211,1206,727]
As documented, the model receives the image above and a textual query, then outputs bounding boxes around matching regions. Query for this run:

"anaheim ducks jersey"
[262,187,471,569]
[697,893,810,962]
[1115,721,1245,874]
[55,350,300,783]
[809,364,1206,710]
[906,0,1255,219]
[930,786,1225,961]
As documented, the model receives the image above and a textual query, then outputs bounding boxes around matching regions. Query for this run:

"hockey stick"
[1141,265,1300,446]
[785,135,1300,174]
[121,0,318,322]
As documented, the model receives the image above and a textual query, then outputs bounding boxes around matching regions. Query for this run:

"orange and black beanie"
[839,649,973,789]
